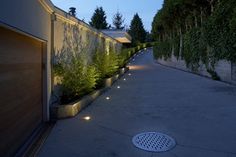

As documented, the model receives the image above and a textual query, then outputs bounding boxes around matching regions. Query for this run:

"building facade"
[0,0,122,156]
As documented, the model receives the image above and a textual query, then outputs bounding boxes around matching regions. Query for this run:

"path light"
[117,86,121,89]
[128,73,131,76]
[83,116,91,121]
[123,78,126,81]
[106,96,110,100]
[121,68,125,73]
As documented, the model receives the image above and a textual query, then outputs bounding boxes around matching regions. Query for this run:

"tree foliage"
[151,0,236,73]
[113,11,125,29]
[89,7,108,29]
[128,13,147,45]
[93,49,119,79]
[54,53,100,103]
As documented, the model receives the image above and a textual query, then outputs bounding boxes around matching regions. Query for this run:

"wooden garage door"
[0,26,43,157]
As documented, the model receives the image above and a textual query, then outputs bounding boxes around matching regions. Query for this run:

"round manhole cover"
[132,132,176,152]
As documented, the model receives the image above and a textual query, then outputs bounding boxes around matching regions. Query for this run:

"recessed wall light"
[83,116,91,121]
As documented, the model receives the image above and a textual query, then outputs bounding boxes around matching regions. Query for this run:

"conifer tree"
[89,7,108,29]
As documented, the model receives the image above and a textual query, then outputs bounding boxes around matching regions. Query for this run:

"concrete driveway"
[38,48,236,157]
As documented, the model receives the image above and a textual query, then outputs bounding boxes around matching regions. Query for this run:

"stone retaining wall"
[156,54,236,85]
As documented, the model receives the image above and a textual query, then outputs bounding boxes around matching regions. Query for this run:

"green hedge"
[118,42,157,67]
[152,0,236,79]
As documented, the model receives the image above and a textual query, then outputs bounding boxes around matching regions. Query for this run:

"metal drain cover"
[132,132,176,152]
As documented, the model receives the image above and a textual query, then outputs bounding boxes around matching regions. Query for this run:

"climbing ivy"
[152,0,236,78]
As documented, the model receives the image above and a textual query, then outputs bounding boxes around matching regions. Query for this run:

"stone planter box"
[51,67,129,119]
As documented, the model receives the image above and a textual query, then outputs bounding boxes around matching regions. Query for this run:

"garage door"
[0,26,44,157]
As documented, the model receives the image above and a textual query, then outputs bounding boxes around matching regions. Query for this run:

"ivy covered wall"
[151,0,236,83]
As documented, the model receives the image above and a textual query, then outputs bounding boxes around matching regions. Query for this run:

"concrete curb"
[52,67,129,119]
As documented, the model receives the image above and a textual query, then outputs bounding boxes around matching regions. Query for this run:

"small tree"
[113,11,125,29]
[89,7,108,29]
[128,13,146,45]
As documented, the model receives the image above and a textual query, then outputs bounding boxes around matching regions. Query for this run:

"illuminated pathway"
[38,48,236,157]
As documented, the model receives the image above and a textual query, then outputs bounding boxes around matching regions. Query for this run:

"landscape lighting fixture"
[106,96,110,100]
[123,78,126,81]
[128,73,131,76]
[117,86,120,89]
[83,116,91,121]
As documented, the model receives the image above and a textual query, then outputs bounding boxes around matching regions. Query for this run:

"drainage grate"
[132,132,176,152]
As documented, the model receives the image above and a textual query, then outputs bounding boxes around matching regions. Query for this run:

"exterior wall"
[0,0,122,119]
[50,4,122,105]
[0,0,51,121]
[214,60,232,82]
[0,0,51,39]
[53,19,98,63]
[232,63,236,81]
[156,53,236,85]
[53,7,122,56]
[0,0,122,155]
[51,11,122,104]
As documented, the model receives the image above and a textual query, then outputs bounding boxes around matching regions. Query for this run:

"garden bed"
[51,67,129,119]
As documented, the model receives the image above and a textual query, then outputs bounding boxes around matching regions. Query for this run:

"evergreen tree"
[89,7,108,29]
[128,13,146,45]
[112,11,125,29]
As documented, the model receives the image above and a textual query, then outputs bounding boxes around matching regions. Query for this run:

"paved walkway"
[38,49,236,157]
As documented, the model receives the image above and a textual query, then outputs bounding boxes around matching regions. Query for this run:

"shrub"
[54,56,100,103]
[119,42,157,62]
[93,49,119,79]
[118,49,129,68]
[152,41,171,60]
